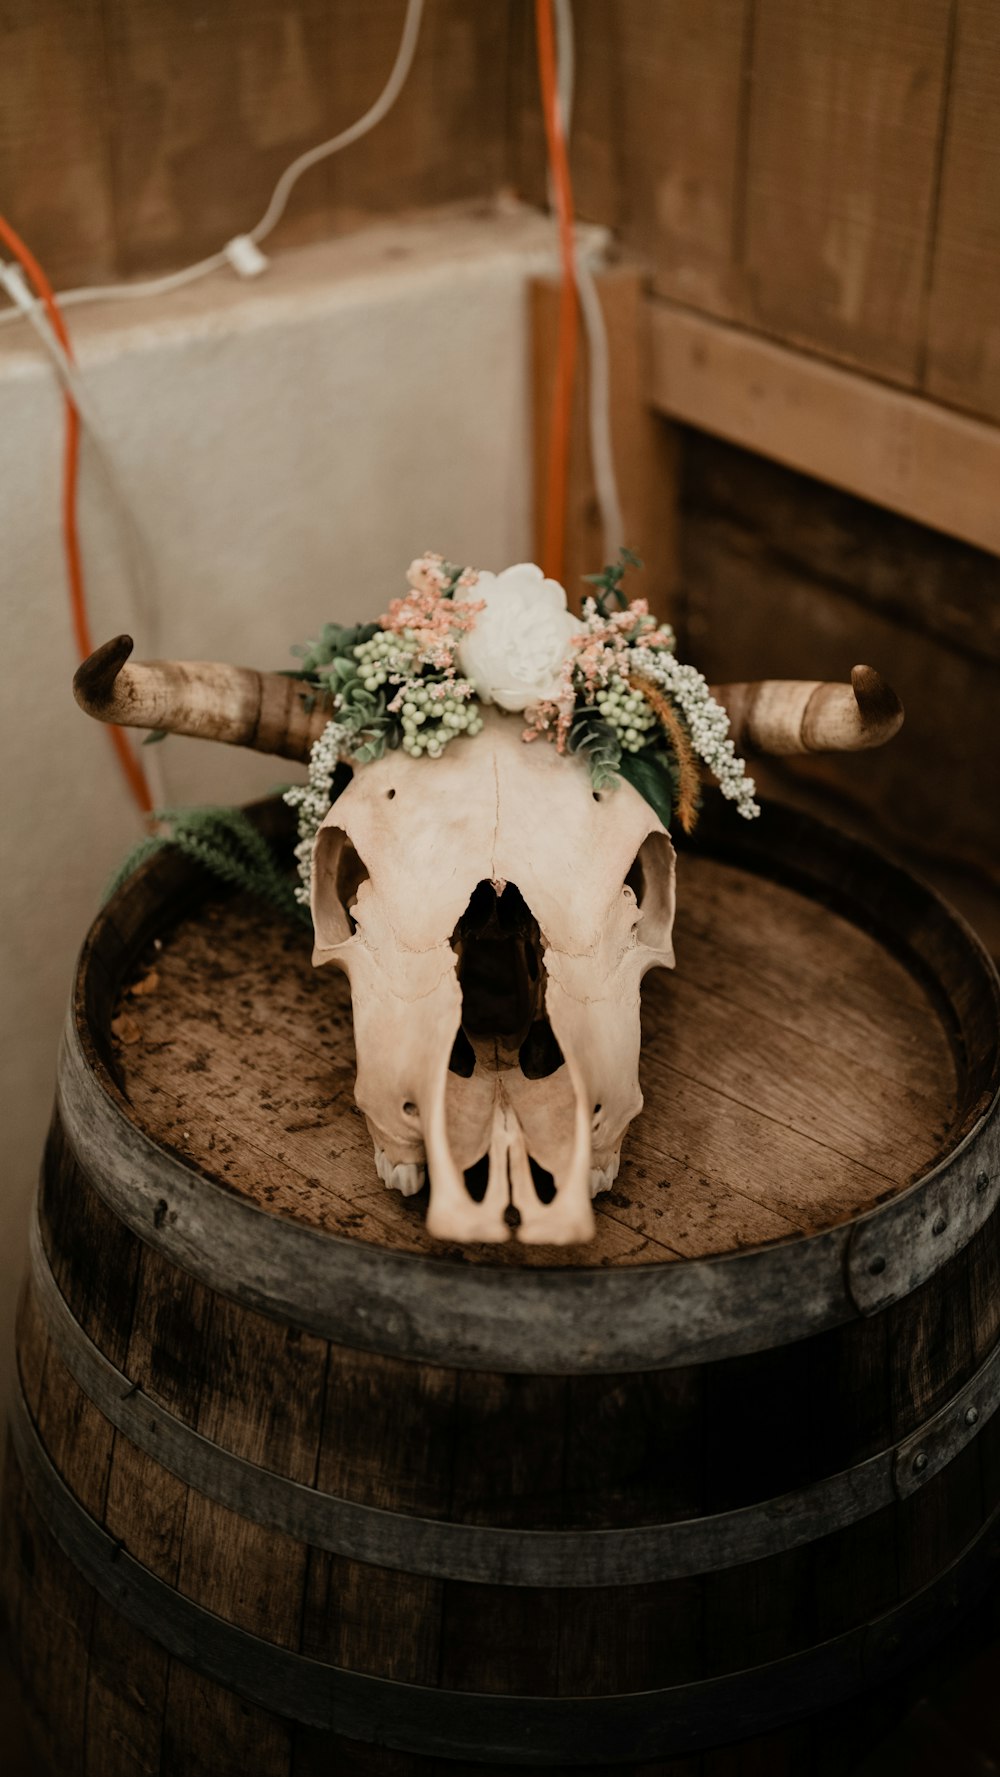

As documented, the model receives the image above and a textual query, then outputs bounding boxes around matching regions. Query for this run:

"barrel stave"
[897,1430,992,1595]
[1,1455,94,1777]
[41,1112,141,1366]
[87,1591,169,1777]
[321,1342,458,1520]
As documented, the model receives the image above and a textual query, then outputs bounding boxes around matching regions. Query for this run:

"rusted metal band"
[55,1009,1000,1374]
[847,1110,1000,1315]
[29,1208,1000,1587]
[10,1376,1000,1763]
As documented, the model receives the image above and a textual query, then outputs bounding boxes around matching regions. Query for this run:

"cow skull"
[310,706,675,1243]
[75,630,902,1247]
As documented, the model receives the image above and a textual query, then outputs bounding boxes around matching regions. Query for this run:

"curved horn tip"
[73,635,135,712]
[850,664,904,739]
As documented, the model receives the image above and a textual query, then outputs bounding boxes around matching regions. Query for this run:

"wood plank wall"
[678,432,1000,937]
[5,0,999,425]
[511,0,1000,427]
[0,0,511,288]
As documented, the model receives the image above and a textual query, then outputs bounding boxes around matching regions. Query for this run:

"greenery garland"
[108,552,758,919]
[284,549,759,904]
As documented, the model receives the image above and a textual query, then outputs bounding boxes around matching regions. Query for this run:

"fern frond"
[104,807,307,925]
[102,837,168,903]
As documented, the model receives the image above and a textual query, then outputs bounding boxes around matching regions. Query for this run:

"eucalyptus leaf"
[582,545,643,615]
[297,620,379,674]
[567,708,621,791]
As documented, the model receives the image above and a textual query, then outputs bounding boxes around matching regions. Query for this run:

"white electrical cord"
[552,0,626,560]
[0,0,425,328]
[554,0,576,135]
[0,0,425,810]
[574,251,626,556]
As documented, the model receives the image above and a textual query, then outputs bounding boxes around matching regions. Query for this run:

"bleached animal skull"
[74,634,903,1247]
[311,708,675,1244]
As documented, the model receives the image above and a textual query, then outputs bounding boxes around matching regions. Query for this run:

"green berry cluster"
[398,683,484,758]
[353,630,413,690]
[595,675,657,753]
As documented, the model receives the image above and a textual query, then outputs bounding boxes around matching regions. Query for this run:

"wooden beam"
[648,299,1000,558]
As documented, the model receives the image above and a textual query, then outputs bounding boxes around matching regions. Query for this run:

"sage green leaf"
[619,751,674,829]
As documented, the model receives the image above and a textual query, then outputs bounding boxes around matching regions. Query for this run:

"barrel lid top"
[57,797,1000,1370]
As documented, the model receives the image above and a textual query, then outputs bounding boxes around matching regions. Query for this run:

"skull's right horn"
[709,666,904,755]
[73,635,332,764]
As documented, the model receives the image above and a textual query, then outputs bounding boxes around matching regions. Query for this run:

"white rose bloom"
[455,563,583,711]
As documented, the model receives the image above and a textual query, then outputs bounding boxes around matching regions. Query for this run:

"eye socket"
[625,854,644,902]
[623,832,676,954]
[336,839,369,933]
[311,826,370,947]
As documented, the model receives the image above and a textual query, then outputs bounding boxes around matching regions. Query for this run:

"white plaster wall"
[0,206,560,1415]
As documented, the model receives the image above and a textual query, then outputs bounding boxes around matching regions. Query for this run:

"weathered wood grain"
[679,430,1000,671]
[0,0,116,286]
[161,1665,293,1777]
[14,1277,49,1421]
[321,0,509,231]
[9,0,1000,449]
[512,0,752,319]
[742,0,952,381]
[114,858,956,1264]
[100,0,337,275]
[0,1457,98,1777]
[302,1293,454,1684]
[84,1594,169,1777]
[0,0,513,286]
[925,0,1000,419]
[677,432,1000,885]
[649,298,1000,560]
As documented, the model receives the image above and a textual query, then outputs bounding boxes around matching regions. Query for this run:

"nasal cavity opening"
[464,1154,490,1202]
[450,881,564,1076]
[528,1157,556,1204]
[464,1153,556,1207]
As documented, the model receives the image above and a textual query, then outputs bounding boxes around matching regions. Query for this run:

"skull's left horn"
[710,666,904,756]
[73,635,332,764]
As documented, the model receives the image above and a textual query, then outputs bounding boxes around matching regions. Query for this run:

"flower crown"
[285,551,759,905]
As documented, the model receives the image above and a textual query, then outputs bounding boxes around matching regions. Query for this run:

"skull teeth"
[374,1147,427,1198]
[589,1151,621,1199]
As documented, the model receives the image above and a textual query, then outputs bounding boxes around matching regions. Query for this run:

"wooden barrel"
[3,795,999,1776]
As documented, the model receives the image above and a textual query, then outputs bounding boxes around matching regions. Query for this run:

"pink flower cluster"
[378,553,484,674]
[523,597,674,752]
